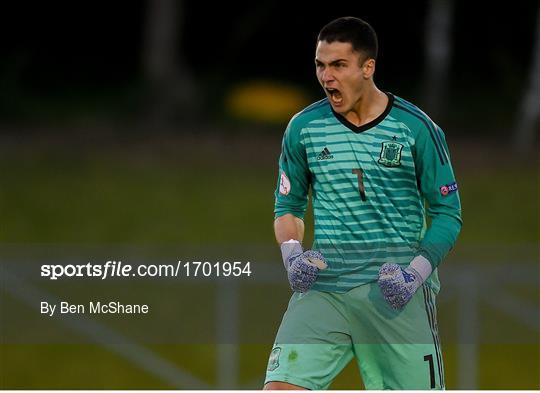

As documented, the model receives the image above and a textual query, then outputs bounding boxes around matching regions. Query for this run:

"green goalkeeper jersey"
[274,93,462,293]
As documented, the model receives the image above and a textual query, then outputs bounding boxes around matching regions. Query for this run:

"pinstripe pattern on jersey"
[393,96,449,166]
[282,94,440,292]
[394,96,449,158]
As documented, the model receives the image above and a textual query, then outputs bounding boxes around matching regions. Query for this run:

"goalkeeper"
[264,17,462,390]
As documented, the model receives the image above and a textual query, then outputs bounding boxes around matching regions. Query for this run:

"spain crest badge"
[378,141,404,167]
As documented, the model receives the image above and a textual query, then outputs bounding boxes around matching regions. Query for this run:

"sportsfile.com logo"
[439,181,458,196]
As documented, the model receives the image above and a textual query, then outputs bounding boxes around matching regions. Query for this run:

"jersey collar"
[331,92,394,133]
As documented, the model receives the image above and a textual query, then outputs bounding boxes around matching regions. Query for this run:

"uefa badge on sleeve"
[279,172,291,195]
[440,181,458,196]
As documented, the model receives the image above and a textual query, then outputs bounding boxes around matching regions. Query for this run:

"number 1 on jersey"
[352,168,367,201]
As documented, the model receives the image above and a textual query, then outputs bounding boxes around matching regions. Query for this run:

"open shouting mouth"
[326,87,343,105]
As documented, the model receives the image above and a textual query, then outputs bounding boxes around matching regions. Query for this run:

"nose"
[320,68,334,84]
[322,70,334,83]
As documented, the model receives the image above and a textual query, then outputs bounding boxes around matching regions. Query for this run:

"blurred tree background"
[0,0,539,390]
[1,0,539,138]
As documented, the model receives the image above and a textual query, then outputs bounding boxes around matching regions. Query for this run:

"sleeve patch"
[279,172,291,195]
[440,181,458,196]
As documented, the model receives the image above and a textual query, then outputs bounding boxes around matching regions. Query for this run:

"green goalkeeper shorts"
[264,281,445,390]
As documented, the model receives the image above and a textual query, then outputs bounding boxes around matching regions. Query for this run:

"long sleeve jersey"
[274,93,462,293]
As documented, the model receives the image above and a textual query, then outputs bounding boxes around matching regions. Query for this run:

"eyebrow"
[315,58,348,66]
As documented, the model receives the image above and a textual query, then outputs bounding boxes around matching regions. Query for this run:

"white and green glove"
[280,240,327,293]
[378,255,433,309]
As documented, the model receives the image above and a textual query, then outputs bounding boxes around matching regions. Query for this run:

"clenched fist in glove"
[378,255,433,310]
[280,240,327,292]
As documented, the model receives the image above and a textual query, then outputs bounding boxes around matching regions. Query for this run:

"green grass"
[1,139,538,246]
[0,147,274,244]
[458,166,539,244]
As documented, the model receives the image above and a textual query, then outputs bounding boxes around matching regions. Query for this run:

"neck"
[344,84,388,127]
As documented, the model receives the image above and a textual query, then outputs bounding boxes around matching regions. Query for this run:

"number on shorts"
[424,354,435,389]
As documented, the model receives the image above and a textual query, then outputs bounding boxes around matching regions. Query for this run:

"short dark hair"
[317,17,378,60]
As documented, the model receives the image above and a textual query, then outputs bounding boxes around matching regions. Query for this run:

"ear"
[362,58,376,79]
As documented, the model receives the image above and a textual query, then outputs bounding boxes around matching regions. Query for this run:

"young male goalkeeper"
[264,17,462,390]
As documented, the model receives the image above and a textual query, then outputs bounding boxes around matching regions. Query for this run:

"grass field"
[0,131,538,389]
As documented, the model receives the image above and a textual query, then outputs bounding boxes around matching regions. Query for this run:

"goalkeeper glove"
[378,255,432,310]
[280,239,327,293]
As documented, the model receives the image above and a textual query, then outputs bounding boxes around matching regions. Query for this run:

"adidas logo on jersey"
[317,147,334,160]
